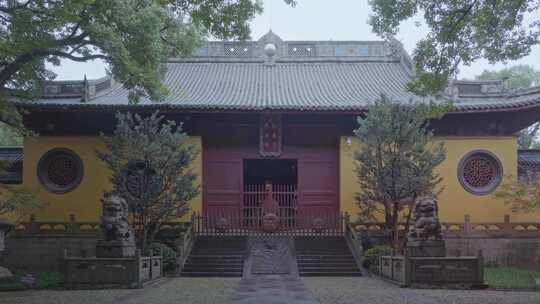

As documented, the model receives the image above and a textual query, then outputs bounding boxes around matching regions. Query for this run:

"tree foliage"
[477,65,540,90]
[494,177,540,214]
[477,65,540,149]
[0,185,45,222]
[0,122,22,146]
[97,111,199,254]
[369,0,540,96]
[354,95,446,248]
[0,0,295,133]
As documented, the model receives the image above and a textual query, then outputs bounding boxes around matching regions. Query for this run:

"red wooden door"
[203,145,339,230]
[203,151,242,227]
[297,149,339,228]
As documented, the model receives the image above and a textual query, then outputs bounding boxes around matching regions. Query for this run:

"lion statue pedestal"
[96,194,136,258]
[406,196,446,257]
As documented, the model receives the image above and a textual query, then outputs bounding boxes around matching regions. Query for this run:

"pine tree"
[98,111,199,254]
[354,96,446,249]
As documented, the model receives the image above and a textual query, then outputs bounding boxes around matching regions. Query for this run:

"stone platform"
[249,236,292,275]
[231,275,319,304]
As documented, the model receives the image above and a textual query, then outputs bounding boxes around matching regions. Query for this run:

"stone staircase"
[180,236,247,277]
[294,236,362,277]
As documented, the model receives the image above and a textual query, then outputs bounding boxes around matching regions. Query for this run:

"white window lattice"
[224,43,253,57]
[288,44,316,57]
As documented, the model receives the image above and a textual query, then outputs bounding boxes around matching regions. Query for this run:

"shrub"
[151,242,177,273]
[0,272,61,291]
[362,245,393,273]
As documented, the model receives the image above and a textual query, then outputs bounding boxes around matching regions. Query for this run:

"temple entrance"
[243,159,297,186]
[203,139,341,234]
[243,159,298,230]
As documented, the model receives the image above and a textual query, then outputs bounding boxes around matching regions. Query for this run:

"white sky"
[52,0,540,81]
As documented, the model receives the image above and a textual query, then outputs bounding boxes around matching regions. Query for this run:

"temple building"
[10,31,540,229]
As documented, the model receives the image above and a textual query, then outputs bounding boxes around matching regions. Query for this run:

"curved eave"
[14,101,370,114]
[448,99,540,114]
[15,98,540,115]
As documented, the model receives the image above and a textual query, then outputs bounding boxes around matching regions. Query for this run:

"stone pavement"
[1,276,540,304]
[230,275,319,304]
[230,236,319,303]
[305,277,540,304]
[250,236,291,275]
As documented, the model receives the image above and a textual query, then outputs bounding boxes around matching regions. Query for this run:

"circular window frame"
[37,148,84,194]
[457,149,503,196]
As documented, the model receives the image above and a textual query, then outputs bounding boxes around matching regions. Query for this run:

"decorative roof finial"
[82,74,89,103]
[264,43,277,58]
[258,30,283,43]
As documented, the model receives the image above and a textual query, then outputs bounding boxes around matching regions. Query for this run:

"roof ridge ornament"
[386,36,402,57]
[264,42,277,65]
[258,30,283,43]
[82,74,89,103]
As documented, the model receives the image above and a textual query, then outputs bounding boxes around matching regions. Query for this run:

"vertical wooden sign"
[259,113,282,157]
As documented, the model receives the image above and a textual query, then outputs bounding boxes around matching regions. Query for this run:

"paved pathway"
[1,276,539,304]
[230,275,319,304]
[250,236,291,275]
[304,277,540,304]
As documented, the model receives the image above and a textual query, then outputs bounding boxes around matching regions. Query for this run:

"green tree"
[97,111,199,254]
[369,0,540,95]
[354,96,446,249]
[476,65,540,149]
[0,186,45,222]
[494,154,540,214]
[0,0,295,133]
[477,65,540,90]
[494,178,540,214]
[0,123,22,146]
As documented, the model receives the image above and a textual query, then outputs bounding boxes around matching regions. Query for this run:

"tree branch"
[0,33,94,87]
[0,0,33,13]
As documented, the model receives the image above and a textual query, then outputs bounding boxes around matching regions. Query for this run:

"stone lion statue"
[407,196,443,241]
[100,194,135,243]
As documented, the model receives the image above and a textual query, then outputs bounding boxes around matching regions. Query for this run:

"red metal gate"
[199,183,343,235]
[243,184,298,230]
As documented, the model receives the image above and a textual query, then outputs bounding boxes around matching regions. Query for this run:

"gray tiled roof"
[0,147,23,162]
[14,31,540,113]
[30,60,421,111]
[518,149,540,168]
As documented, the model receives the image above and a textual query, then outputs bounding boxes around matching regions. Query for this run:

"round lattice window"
[458,150,502,195]
[38,148,83,193]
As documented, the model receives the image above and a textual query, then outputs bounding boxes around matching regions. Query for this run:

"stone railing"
[63,249,162,289]
[379,254,484,287]
[353,214,540,239]
[12,214,100,236]
[343,213,366,274]
[12,213,540,239]
[11,214,191,237]
[176,212,197,275]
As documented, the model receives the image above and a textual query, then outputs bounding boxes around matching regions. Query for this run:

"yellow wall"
[21,134,537,223]
[23,136,202,222]
[340,136,539,223]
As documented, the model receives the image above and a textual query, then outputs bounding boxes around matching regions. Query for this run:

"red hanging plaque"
[259,113,282,157]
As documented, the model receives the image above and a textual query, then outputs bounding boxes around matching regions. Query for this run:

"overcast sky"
[52,0,540,81]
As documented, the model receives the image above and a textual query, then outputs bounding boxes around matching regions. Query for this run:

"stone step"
[188,254,244,258]
[182,266,244,272]
[299,271,363,277]
[185,260,244,266]
[191,251,246,257]
[180,236,247,277]
[298,266,360,272]
[296,255,355,260]
[297,262,357,267]
[180,271,243,277]
[294,236,362,277]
